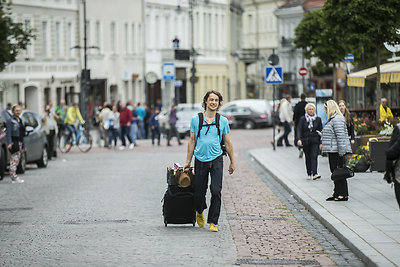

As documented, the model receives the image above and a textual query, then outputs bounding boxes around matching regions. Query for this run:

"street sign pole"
[266,52,282,151]
[272,84,276,151]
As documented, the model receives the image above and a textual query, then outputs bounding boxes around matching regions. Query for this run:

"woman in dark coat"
[384,122,400,208]
[297,103,323,180]
[6,105,26,184]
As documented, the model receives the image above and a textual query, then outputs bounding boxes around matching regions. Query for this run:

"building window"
[124,23,128,55]
[215,14,219,49]
[55,22,62,57]
[110,22,116,54]
[24,19,34,58]
[66,22,72,58]
[248,14,253,33]
[221,15,225,49]
[41,21,49,57]
[165,16,170,48]
[86,20,90,53]
[131,23,135,54]
[203,13,207,48]
[155,16,159,48]
[95,21,101,54]
[138,24,142,52]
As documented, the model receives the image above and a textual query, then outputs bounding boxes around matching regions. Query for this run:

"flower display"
[347,146,372,172]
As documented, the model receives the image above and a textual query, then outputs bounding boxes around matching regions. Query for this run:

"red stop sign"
[299,67,308,76]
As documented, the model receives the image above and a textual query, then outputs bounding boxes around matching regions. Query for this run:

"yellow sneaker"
[209,223,218,232]
[196,211,205,228]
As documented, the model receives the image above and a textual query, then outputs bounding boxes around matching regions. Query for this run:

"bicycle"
[59,123,92,153]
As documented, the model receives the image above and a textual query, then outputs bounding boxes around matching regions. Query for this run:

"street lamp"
[177,0,196,110]
[72,0,99,126]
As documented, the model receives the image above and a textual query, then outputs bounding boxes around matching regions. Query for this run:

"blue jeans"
[278,121,292,146]
[65,124,76,144]
[138,120,146,139]
[129,123,138,145]
[120,125,133,146]
[303,143,319,175]
[194,155,223,225]
[108,127,119,146]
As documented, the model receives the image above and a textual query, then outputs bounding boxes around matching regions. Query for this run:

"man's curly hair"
[202,90,223,111]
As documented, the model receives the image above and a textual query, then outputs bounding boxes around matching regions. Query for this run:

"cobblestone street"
[0,129,363,266]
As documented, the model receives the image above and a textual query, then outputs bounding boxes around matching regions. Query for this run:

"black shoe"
[326,196,335,201]
[277,143,283,147]
[286,144,293,147]
[167,144,172,146]
[179,143,183,146]
[334,196,348,201]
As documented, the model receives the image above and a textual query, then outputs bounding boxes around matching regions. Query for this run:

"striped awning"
[347,62,400,87]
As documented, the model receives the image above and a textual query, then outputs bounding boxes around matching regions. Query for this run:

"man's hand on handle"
[183,161,191,172]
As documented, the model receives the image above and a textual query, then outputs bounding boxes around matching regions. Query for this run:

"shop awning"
[347,62,400,87]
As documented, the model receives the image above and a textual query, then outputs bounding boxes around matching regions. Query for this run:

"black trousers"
[328,153,349,197]
[303,143,319,175]
[194,155,223,225]
[167,124,182,145]
[46,130,56,159]
[394,179,400,209]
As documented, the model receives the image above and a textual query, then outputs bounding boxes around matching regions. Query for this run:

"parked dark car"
[220,99,272,129]
[1,109,48,174]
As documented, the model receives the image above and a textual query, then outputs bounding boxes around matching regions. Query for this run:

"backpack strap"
[197,112,203,139]
[215,113,221,141]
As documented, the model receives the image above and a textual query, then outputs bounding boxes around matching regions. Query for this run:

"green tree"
[294,9,348,100]
[0,0,34,72]
[323,0,400,110]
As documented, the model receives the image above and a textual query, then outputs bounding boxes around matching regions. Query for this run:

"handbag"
[9,142,20,154]
[331,156,354,181]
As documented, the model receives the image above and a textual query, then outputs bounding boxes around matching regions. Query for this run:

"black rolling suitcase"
[162,167,196,227]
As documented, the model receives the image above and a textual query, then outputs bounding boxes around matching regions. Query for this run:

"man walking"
[183,90,235,232]
[167,104,182,146]
[119,102,134,150]
[277,95,293,147]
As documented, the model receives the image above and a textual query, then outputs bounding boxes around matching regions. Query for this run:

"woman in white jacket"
[321,100,352,201]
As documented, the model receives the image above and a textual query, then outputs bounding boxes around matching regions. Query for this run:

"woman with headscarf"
[297,103,323,180]
[321,100,352,201]
[6,105,26,184]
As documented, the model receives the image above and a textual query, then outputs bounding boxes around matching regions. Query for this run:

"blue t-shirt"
[136,106,146,120]
[190,112,230,162]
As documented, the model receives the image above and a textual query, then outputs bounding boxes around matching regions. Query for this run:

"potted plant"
[347,146,372,172]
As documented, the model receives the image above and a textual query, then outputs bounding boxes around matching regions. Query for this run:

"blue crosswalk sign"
[265,67,283,84]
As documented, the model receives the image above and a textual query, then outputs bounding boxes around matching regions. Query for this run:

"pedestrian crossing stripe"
[265,67,283,84]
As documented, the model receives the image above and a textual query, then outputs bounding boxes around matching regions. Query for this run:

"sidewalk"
[250,146,400,267]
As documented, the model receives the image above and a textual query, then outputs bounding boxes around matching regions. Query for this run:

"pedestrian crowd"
[274,94,400,207]
[93,100,183,150]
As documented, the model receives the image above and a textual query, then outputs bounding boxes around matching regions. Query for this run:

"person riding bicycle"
[64,103,85,149]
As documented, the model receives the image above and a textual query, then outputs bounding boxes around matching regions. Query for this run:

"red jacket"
[119,108,132,126]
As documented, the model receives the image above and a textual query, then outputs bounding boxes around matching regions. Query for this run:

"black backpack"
[196,112,227,156]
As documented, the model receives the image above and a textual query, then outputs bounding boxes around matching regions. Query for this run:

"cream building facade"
[242,0,284,100]
[145,0,235,108]
[0,0,81,113]
[84,0,145,106]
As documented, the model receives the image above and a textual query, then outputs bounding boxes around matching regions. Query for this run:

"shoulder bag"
[331,156,354,181]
